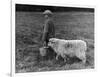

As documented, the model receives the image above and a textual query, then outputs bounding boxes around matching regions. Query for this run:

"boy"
[42,10,55,48]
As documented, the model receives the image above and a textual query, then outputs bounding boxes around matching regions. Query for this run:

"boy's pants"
[43,38,49,47]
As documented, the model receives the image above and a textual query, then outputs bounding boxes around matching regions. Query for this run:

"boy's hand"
[43,41,46,46]
[43,42,49,48]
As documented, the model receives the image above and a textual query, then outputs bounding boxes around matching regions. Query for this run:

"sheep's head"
[48,38,59,49]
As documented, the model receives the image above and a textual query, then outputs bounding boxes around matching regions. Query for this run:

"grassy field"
[15,12,94,73]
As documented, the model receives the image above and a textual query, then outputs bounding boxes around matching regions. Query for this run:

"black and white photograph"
[15,4,94,73]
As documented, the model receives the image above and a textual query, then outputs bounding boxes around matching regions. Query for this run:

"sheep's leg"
[77,54,86,64]
[81,53,86,64]
[64,56,66,62]
[61,54,66,62]
[56,54,59,60]
[81,57,86,64]
[78,56,86,64]
[63,55,66,62]
[66,55,70,61]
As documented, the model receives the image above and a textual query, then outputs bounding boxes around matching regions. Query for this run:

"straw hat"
[43,10,53,15]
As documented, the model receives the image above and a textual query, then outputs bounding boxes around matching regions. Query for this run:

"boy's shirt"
[42,19,55,41]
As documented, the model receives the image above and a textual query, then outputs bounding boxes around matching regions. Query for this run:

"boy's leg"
[43,41,46,47]
[43,38,49,48]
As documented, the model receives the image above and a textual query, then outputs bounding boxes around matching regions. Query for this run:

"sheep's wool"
[48,38,87,63]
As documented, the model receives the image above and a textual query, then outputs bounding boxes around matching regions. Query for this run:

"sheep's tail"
[84,40,88,52]
[77,37,88,52]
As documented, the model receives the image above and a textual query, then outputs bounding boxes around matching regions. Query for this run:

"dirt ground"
[15,12,94,73]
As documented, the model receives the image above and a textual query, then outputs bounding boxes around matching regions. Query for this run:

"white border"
[12,0,95,8]
[12,1,15,77]
[11,0,96,77]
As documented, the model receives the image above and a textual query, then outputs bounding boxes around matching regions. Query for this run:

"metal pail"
[39,47,48,56]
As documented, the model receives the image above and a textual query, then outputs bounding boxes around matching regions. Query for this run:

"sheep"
[48,38,87,64]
